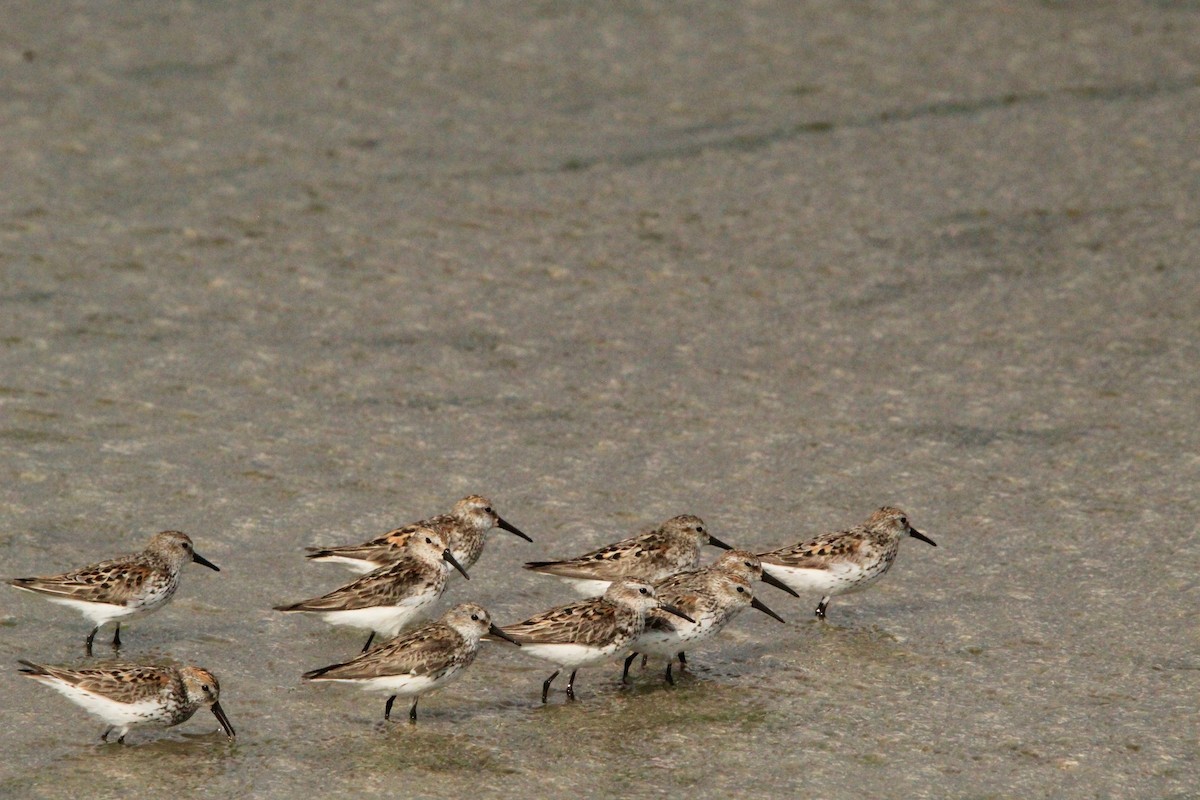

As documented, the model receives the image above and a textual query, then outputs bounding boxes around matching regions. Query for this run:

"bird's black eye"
[639,587,648,595]
[744,561,753,568]
[426,537,433,544]
[485,507,494,513]
[696,526,704,533]
[471,614,479,621]
[900,517,908,526]
[736,586,745,593]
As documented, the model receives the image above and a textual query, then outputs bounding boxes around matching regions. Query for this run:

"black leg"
[361,631,376,653]
[664,662,675,685]
[641,654,648,668]
[678,652,687,669]
[815,597,830,620]
[384,695,396,721]
[86,626,99,657]
[101,727,113,742]
[409,697,419,723]
[117,734,127,745]
[541,670,560,704]
[566,669,578,700]
[622,653,638,684]
[112,623,121,649]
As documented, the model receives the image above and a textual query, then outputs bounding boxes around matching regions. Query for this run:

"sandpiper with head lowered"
[19,660,235,744]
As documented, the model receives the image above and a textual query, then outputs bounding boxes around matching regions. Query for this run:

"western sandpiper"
[305,495,530,574]
[9,531,220,655]
[523,514,731,596]
[758,507,936,619]
[276,527,469,652]
[499,578,694,702]
[624,550,787,684]
[19,660,235,743]
[302,603,520,722]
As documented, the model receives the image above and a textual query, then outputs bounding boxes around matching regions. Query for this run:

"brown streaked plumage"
[301,603,519,722]
[277,527,470,652]
[8,530,220,655]
[758,507,936,620]
[625,550,787,684]
[523,514,732,597]
[305,495,530,574]
[500,579,694,702]
[19,660,235,743]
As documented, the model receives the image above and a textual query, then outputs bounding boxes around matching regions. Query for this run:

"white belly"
[318,598,431,637]
[760,561,873,596]
[517,640,624,669]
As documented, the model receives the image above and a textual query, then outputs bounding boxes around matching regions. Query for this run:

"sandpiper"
[499,578,694,702]
[305,495,530,574]
[758,507,936,619]
[624,550,787,684]
[302,603,520,722]
[9,530,220,655]
[19,660,235,743]
[276,527,469,652]
[523,514,731,596]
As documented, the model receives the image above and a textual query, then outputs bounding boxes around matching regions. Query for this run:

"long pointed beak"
[659,603,696,624]
[760,570,799,597]
[750,596,786,624]
[443,549,471,579]
[706,534,733,550]
[487,623,522,646]
[193,552,220,571]
[909,527,937,547]
[210,701,236,738]
[497,517,533,542]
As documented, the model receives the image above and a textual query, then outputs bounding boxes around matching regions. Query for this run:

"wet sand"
[2,2,1199,798]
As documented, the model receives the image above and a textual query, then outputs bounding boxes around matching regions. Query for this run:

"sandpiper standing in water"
[276,527,469,652]
[305,495,530,574]
[524,514,731,596]
[9,530,221,655]
[302,603,520,722]
[499,578,694,703]
[19,660,235,744]
[758,507,936,620]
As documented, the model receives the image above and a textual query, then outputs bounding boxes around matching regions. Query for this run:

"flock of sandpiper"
[8,495,935,742]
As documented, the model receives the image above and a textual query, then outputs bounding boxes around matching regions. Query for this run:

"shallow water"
[3,2,1200,798]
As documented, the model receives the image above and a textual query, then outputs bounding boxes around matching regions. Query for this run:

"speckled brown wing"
[501,599,620,646]
[276,559,438,611]
[644,587,708,633]
[19,661,176,703]
[12,557,154,605]
[760,527,867,568]
[523,531,674,580]
[304,623,469,680]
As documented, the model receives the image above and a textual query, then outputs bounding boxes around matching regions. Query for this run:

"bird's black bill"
[497,517,533,542]
[487,623,522,646]
[193,552,221,571]
[442,549,471,579]
[910,528,937,547]
[210,701,236,739]
[751,596,786,624]
[659,603,696,624]
[760,571,800,597]
[706,534,733,550]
